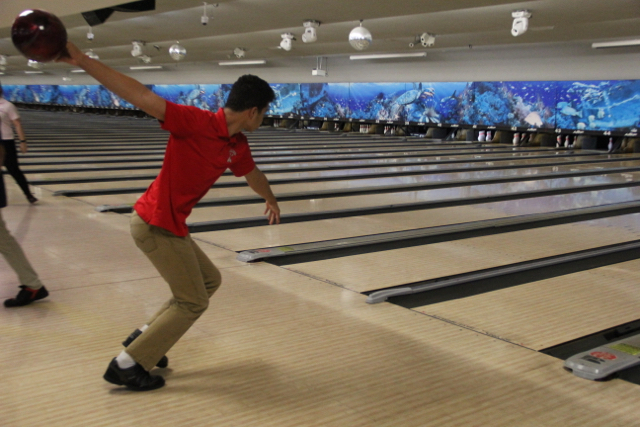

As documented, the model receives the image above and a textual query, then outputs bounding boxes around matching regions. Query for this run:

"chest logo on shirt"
[227,148,237,163]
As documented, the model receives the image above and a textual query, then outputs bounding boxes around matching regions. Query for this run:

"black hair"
[0,82,3,97]
[224,74,275,112]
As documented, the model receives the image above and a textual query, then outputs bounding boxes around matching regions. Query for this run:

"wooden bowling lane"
[186,170,640,220]
[18,146,595,174]
[19,154,165,165]
[414,258,640,351]
[15,145,559,168]
[37,158,640,195]
[20,160,162,173]
[282,213,640,294]
[24,148,166,157]
[195,187,640,251]
[22,155,639,188]
[72,169,640,217]
[36,173,237,192]
[26,168,161,182]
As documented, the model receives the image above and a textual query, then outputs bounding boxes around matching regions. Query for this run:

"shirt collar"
[215,107,246,143]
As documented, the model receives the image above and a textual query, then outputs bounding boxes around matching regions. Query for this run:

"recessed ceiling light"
[129,65,163,70]
[219,60,266,66]
[350,52,426,60]
[592,39,640,49]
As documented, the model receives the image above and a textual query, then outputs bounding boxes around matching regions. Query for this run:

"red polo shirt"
[134,102,256,236]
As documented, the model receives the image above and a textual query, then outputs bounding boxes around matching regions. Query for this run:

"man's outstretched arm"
[58,42,166,121]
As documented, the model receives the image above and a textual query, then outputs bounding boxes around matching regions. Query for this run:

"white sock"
[140,325,149,332]
[116,351,136,369]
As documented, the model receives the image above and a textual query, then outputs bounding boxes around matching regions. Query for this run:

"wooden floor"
[3,112,640,426]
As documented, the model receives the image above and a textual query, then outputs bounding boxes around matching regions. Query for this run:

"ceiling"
[0,0,639,74]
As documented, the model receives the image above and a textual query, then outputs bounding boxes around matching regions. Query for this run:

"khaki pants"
[127,211,222,371]
[0,210,43,289]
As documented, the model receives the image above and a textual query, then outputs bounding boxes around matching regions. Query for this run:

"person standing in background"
[0,143,48,307]
[0,83,37,204]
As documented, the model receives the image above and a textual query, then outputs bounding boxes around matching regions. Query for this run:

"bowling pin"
[486,131,492,141]
[513,132,520,146]
[478,130,486,142]
[608,137,613,152]
[564,136,570,147]
[556,135,561,148]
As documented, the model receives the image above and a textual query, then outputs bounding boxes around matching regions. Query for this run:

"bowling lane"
[283,213,640,293]
[27,169,162,181]
[19,161,163,173]
[247,150,602,173]
[37,174,241,192]
[72,170,640,215]
[24,148,166,157]
[41,158,640,198]
[196,187,640,251]
[16,147,591,172]
[414,258,640,351]
[16,146,535,167]
[19,154,165,164]
[22,155,637,183]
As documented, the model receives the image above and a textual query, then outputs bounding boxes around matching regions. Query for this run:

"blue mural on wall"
[4,84,134,108]
[469,81,557,129]
[4,79,639,134]
[268,83,300,115]
[410,82,470,125]
[349,82,408,121]
[151,84,222,111]
[555,80,640,133]
[298,83,350,119]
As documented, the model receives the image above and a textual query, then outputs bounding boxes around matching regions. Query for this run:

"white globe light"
[349,22,372,51]
[169,43,186,61]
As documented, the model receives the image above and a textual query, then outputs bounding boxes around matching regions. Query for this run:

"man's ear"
[247,106,259,120]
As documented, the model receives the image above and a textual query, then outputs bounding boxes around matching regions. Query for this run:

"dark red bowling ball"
[11,9,67,62]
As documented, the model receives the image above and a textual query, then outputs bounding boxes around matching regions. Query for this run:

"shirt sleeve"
[7,102,19,121]
[229,142,256,177]
[160,101,218,138]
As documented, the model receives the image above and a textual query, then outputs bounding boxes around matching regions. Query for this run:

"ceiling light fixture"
[219,59,266,66]
[24,71,43,74]
[302,20,320,43]
[420,32,435,47]
[511,10,531,37]
[233,47,246,58]
[280,33,295,51]
[86,50,99,60]
[350,52,426,60]
[131,41,145,57]
[70,69,86,73]
[129,65,163,70]
[27,59,41,69]
[349,20,372,51]
[592,39,640,49]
